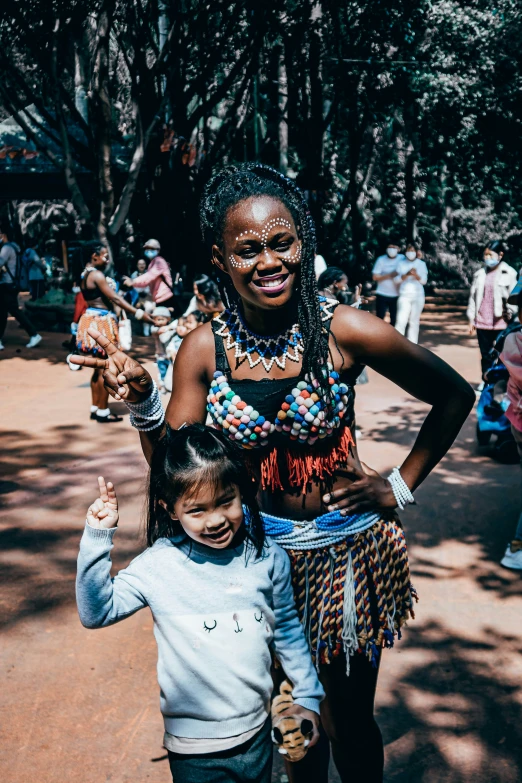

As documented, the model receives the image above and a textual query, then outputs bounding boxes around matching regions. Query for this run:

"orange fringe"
[256,427,354,494]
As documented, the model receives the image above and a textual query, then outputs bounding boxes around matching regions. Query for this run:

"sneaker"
[500,541,522,570]
[26,334,42,348]
[476,381,485,393]
[0,340,4,351]
[67,354,81,371]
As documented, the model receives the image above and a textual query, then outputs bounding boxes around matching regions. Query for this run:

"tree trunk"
[277,42,288,173]
[91,5,115,243]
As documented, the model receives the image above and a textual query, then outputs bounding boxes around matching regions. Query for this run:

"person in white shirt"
[372,242,404,325]
[395,245,428,344]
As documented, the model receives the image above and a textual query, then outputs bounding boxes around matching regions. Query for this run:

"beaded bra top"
[207,298,358,452]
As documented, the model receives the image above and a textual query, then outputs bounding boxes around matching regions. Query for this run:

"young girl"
[76,424,322,782]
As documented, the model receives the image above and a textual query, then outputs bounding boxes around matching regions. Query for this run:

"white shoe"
[476,381,485,393]
[0,340,4,351]
[26,334,42,348]
[500,542,522,570]
[66,353,81,371]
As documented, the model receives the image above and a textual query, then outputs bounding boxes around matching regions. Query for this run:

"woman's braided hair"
[200,162,332,409]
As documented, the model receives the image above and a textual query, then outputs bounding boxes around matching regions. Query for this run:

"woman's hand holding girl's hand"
[86,477,119,529]
[323,463,396,515]
[69,327,153,403]
[278,705,320,749]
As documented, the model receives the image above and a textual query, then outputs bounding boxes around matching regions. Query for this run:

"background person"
[125,258,149,307]
[0,228,42,350]
[372,242,404,325]
[317,266,363,308]
[150,305,173,394]
[23,241,47,301]
[184,275,224,319]
[76,241,155,422]
[395,243,428,344]
[467,240,517,387]
[122,239,174,309]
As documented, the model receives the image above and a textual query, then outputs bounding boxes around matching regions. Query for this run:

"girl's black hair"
[317,266,346,291]
[200,162,332,411]
[193,273,210,288]
[196,277,222,305]
[485,240,506,255]
[147,423,265,557]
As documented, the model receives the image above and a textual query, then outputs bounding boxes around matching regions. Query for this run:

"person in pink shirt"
[467,241,517,388]
[499,288,522,570]
[122,239,174,308]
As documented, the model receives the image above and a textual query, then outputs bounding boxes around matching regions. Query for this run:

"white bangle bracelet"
[387,467,415,511]
[135,308,144,320]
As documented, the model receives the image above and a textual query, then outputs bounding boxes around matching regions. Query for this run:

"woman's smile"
[252,272,290,294]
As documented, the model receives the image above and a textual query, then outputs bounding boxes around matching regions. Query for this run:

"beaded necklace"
[213,304,303,372]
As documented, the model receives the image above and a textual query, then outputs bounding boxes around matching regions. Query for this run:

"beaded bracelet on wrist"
[125,381,165,431]
[387,467,414,511]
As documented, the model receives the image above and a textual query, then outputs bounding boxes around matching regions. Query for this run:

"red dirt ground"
[1,310,521,783]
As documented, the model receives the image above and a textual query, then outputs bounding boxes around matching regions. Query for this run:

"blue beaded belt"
[260,508,380,550]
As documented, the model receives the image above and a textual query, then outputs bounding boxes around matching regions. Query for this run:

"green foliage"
[1,0,521,281]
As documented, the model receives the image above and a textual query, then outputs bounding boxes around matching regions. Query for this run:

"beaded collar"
[213,296,338,372]
[213,305,303,372]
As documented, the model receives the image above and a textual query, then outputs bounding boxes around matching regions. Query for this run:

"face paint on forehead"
[229,219,298,269]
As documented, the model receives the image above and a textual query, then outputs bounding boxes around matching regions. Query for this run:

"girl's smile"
[171,483,244,549]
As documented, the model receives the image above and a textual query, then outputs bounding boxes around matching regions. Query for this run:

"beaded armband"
[387,467,414,511]
[125,381,165,431]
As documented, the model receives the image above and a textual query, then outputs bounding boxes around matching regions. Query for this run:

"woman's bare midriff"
[256,439,364,521]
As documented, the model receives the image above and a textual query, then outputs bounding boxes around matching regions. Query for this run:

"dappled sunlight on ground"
[1,314,522,782]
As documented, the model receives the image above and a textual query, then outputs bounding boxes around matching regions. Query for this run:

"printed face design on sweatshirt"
[229,219,302,270]
[201,611,268,637]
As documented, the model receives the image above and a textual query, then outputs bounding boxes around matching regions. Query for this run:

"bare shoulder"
[331,303,398,353]
[174,321,216,375]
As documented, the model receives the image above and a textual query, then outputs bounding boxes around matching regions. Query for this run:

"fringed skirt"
[76,308,120,357]
[285,517,417,670]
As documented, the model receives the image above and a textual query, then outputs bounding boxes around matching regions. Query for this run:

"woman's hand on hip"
[323,463,396,515]
[69,327,153,403]
[86,476,119,528]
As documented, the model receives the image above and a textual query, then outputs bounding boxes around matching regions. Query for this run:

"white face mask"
[386,247,398,258]
[484,252,500,268]
[405,250,416,261]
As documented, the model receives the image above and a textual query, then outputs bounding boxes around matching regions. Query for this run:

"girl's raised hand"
[86,476,119,529]
[70,326,153,403]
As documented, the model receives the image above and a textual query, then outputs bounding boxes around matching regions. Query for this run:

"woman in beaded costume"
[72,164,475,782]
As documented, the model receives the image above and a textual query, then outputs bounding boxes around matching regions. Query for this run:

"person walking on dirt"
[372,241,404,326]
[0,228,42,350]
[467,241,517,389]
[395,243,428,344]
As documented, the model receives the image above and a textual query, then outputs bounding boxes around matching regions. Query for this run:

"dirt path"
[1,312,521,783]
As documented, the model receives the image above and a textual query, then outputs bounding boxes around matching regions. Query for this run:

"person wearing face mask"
[0,228,42,350]
[394,244,428,344]
[467,240,517,385]
[122,239,175,309]
[372,242,404,325]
